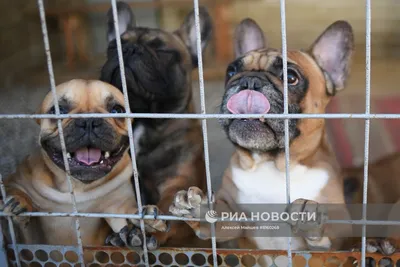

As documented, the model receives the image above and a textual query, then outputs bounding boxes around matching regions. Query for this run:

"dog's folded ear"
[175,6,213,68]
[106,1,136,42]
[234,18,267,58]
[309,20,354,95]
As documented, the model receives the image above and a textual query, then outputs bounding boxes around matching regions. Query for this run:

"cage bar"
[2,113,400,120]
[109,0,150,265]
[360,0,372,266]
[0,175,21,267]
[193,0,218,266]
[278,0,294,265]
[36,0,85,265]
[0,0,397,266]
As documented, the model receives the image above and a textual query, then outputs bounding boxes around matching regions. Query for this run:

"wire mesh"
[192,0,218,265]
[0,0,388,266]
[7,245,398,267]
[109,0,150,265]
[278,0,293,265]
[360,0,372,266]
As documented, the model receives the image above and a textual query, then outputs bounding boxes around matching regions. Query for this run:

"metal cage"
[1,0,400,266]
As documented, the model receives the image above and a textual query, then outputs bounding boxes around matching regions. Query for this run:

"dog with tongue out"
[170,18,355,263]
[0,79,168,252]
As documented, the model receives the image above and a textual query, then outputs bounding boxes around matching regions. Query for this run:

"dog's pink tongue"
[227,89,270,114]
[74,147,102,165]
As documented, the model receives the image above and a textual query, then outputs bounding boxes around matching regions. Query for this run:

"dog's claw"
[352,238,396,255]
[9,201,20,213]
[129,207,169,232]
[169,186,207,218]
[106,232,125,247]
[130,205,168,233]
[146,235,158,251]
[1,195,32,225]
[143,205,158,219]
[106,225,159,250]
[128,227,144,247]
[286,198,330,249]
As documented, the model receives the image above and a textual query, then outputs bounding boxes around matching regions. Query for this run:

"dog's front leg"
[0,188,34,227]
[105,204,169,250]
[286,198,332,250]
[104,204,142,248]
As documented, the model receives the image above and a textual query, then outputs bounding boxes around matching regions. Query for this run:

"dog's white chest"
[231,161,329,250]
[231,162,329,204]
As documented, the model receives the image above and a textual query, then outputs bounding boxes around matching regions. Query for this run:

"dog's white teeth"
[259,118,265,123]
[105,152,110,159]
[66,153,71,159]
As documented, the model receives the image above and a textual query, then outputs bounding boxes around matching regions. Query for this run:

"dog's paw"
[169,186,208,218]
[351,238,396,255]
[129,205,169,233]
[140,205,170,233]
[286,198,328,241]
[106,225,159,251]
[0,195,32,225]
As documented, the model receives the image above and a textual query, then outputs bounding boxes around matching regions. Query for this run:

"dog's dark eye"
[227,65,237,78]
[111,104,125,114]
[48,106,68,114]
[281,69,299,86]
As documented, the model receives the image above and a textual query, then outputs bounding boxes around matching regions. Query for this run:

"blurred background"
[1,0,400,190]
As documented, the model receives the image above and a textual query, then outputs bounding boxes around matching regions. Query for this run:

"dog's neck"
[42,151,132,193]
[235,126,337,173]
[135,83,195,127]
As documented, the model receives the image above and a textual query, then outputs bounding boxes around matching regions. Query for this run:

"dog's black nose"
[75,118,104,129]
[240,77,262,90]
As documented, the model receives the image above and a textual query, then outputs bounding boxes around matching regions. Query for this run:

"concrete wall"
[0,0,65,86]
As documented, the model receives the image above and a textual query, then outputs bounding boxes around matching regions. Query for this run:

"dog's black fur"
[100,1,212,207]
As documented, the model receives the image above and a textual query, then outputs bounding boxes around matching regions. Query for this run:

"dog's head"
[220,19,354,159]
[100,1,213,114]
[37,79,130,183]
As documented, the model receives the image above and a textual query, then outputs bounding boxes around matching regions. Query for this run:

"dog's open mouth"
[45,142,128,183]
[65,146,125,168]
[49,145,126,169]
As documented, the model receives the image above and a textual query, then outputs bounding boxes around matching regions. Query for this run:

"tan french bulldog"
[169,18,355,266]
[1,79,167,249]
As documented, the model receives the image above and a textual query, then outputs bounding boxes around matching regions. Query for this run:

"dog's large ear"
[175,6,213,67]
[234,18,267,58]
[310,20,354,95]
[106,1,136,42]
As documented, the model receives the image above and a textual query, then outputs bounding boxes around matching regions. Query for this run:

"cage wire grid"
[0,0,397,266]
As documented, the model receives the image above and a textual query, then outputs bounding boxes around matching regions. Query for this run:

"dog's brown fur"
[343,152,400,256]
[1,79,167,247]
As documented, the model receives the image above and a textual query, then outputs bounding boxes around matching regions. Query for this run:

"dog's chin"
[43,143,129,184]
[227,119,280,152]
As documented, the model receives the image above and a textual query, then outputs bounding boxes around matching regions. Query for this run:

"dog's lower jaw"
[41,143,130,184]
